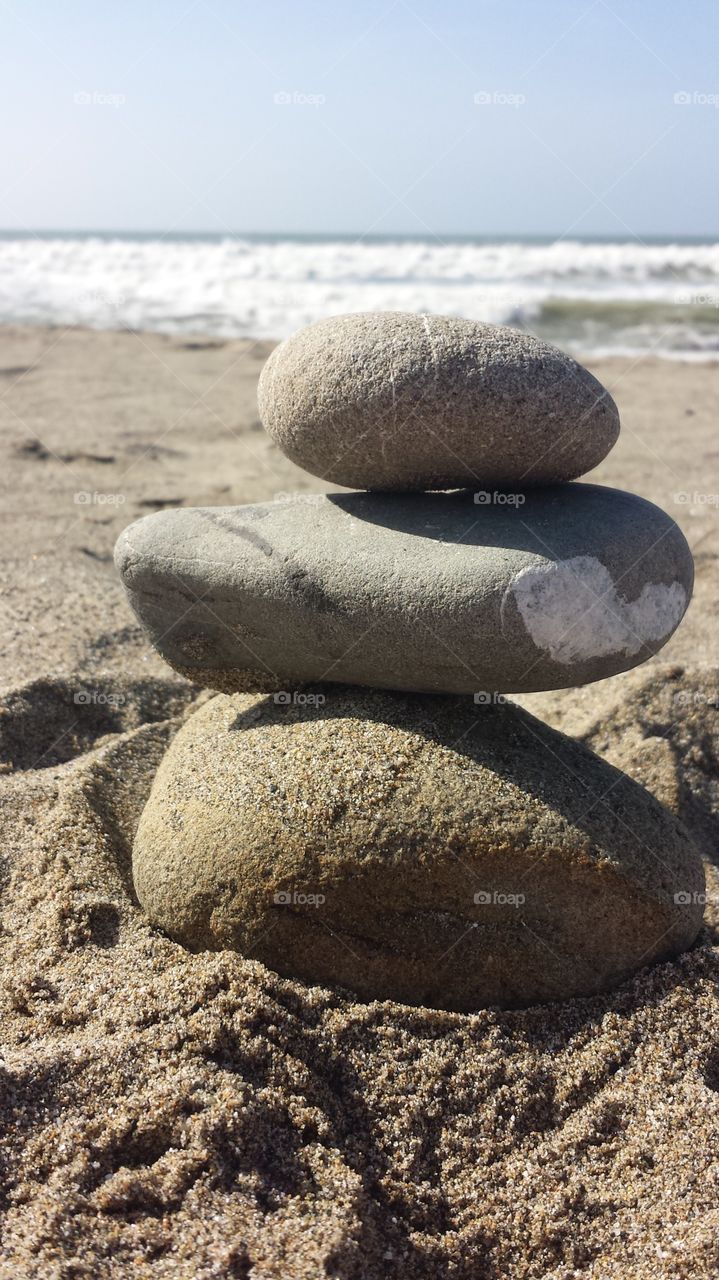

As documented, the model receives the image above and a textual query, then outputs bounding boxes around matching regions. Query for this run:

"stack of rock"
[116,313,703,1011]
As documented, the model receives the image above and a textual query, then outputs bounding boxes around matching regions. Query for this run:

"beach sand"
[1,325,718,1278]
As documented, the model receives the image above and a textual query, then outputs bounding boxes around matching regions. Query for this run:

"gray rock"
[257,312,620,490]
[132,688,704,1011]
[115,485,693,696]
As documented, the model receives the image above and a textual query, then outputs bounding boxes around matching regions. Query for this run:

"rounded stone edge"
[257,313,622,491]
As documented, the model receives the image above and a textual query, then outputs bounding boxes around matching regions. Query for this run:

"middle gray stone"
[115,485,693,696]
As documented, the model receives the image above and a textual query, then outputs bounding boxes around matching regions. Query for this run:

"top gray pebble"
[257,312,620,491]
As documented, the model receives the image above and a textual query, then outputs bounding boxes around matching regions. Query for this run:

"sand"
[0,325,718,1278]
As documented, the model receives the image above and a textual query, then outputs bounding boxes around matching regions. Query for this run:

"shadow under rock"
[327,483,673,555]
[582,667,719,870]
[0,675,196,772]
[80,718,184,902]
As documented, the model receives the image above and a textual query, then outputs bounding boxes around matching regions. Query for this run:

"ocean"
[2,232,719,359]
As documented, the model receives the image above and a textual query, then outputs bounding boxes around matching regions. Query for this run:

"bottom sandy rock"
[132,688,704,1010]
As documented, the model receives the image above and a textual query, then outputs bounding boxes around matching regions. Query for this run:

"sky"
[0,0,717,237]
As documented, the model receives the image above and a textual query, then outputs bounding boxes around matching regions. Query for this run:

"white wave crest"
[2,235,719,356]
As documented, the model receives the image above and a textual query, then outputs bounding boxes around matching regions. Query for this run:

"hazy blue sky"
[1,0,717,236]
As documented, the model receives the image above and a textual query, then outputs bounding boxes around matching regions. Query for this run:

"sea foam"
[2,234,719,357]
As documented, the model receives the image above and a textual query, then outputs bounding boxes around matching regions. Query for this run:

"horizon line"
[1,228,718,241]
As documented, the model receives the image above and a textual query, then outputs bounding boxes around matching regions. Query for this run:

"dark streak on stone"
[283,565,343,615]
[199,510,274,557]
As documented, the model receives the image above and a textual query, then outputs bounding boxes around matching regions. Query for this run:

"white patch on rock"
[510,555,687,664]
